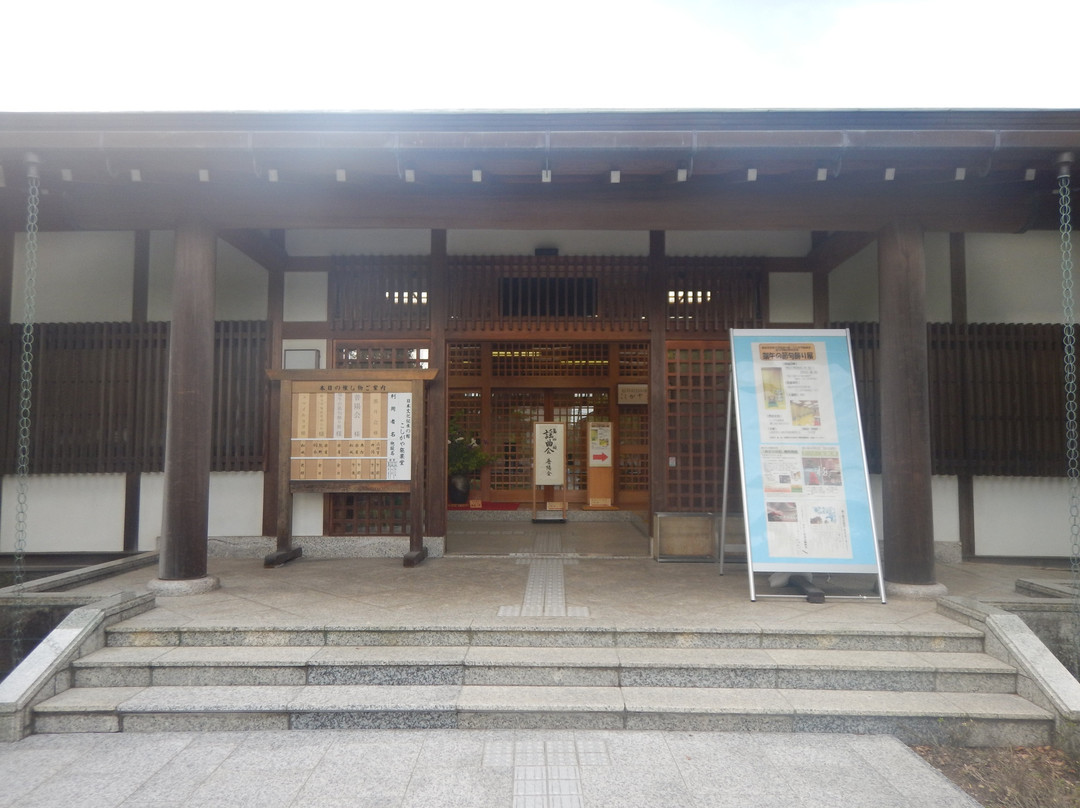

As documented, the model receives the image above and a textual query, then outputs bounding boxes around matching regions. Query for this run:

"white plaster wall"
[208,472,264,536]
[147,231,269,321]
[284,272,328,321]
[666,231,810,256]
[966,232,1063,324]
[828,231,952,324]
[292,493,324,535]
[0,474,126,552]
[974,477,1072,557]
[449,230,649,255]
[932,476,960,545]
[287,229,431,255]
[138,473,164,552]
[768,273,814,323]
[11,232,134,323]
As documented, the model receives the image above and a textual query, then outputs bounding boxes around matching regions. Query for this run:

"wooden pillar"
[648,231,667,522]
[123,231,151,553]
[158,222,217,581]
[878,220,936,584]
[949,232,976,559]
[262,264,284,537]
[425,230,448,540]
[812,271,830,328]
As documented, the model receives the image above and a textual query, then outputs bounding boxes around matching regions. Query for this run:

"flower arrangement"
[447,419,493,478]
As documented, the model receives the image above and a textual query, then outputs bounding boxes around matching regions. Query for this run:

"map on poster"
[730,330,881,577]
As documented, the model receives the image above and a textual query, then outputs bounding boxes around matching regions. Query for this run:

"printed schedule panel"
[289,381,413,482]
[730,330,882,586]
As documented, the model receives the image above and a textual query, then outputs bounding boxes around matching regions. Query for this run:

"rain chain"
[11,156,40,665]
[1059,156,1080,674]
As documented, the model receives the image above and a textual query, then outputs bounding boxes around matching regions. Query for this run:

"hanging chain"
[11,162,40,665]
[1059,166,1080,675]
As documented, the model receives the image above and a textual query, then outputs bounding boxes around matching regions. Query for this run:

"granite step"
[103,624,987,653]
[70,645,1018,694]
[32,684,1053,746]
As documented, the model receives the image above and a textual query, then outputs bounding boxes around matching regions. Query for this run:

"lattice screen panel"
[448,343,482,376]
[489,391,545,490]
[618,404,649,493]
[448,390,485,484]
[327,492,410,535]
[618,343,650,377]
[333,343,429,370]
[665,343,731,511]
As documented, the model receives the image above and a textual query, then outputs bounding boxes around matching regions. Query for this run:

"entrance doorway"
[448,341,650,509]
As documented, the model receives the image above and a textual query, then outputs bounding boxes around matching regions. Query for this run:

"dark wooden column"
[878,220,936,584]
[158,222,217,581]
[950,232,976,559]
[123,231,151,553]
[425,229,448,540]
[648,231,667,521]
[262,260,284,537]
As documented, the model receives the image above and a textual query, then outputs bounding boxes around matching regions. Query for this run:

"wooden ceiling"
[0,110,1077,233]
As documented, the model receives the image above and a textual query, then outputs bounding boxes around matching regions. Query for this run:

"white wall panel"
[974,477,1071,557]
[11,232,133,323]
[967,232,1063,324]
[292,493,324,535]
[0,474,125,552]
[284,272,328,321]
[768,273,813,323]
[666,231,810,256]
[138,473,164,552]
[208,472,264,536]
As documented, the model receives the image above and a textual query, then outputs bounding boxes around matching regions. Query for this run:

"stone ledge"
[208,535,446,559]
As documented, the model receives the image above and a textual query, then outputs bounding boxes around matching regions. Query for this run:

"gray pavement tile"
[9,772,148,808]
[184,767,312,808]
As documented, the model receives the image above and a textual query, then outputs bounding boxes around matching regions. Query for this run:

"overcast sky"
[4,0,1075,112]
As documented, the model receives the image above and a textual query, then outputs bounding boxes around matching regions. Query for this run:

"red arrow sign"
[592,452,609,462]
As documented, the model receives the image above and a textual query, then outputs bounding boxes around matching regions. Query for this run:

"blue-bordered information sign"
[730,329,883,598]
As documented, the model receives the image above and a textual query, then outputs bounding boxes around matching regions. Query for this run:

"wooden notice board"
[267,369,438,567]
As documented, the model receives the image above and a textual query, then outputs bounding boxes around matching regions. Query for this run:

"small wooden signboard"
[583,421,617,510]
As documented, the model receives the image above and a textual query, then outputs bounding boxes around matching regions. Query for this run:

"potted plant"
[447,419,493,504]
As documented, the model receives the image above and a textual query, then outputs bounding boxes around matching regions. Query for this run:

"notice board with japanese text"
[730,330,882,589]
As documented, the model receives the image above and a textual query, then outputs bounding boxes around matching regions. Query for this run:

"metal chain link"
[11,169,39,664]
[1059,170,1080,675]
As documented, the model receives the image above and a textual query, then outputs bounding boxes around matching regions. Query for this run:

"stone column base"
[147,576,220,596]
[884,580,948,599]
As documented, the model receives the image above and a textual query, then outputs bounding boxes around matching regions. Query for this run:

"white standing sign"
[533,422,566,485]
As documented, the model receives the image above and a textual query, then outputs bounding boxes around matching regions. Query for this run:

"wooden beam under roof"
[220,229,288,274]
[7,174,1043,234]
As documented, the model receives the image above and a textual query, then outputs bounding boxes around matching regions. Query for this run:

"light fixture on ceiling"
[1025,168,1037,181]
[198,169,210,183]
[0,165,6,187]
[472,169,483,183]
[267,168,279,182]
[676,167,688,182]
[404,168,416,183]
[884,167,896,181]
[610,170,621,183]
[816,168,828,182]
[541,168,552,183]
[335,169,347,182]
[61,168,73,182]
[746,168,758,182]
[130,169,142,182]
[954,167,966,181]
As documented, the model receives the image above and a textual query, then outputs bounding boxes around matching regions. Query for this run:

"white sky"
[4,0,1076,112]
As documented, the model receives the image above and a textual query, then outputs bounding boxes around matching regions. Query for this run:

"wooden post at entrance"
[158,222,217,583]
[878,220,936,585]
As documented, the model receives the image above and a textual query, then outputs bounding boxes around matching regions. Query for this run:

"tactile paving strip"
[483,738,611,808]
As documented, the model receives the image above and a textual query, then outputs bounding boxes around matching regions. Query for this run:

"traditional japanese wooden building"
[0,109,1078,590]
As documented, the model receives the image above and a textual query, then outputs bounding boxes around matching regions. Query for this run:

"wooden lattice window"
[666,259,764,333]
[489,390,545,490]
[448,343,482,376]
[328,257,430,332]
[553,391,610,491]
[618,404,649,493]
[490,343,610,377]
[333,343,430,370]
[618,343,650,377]
[665,342,731,511]
[327,492,410,535]
[448,390,485,485]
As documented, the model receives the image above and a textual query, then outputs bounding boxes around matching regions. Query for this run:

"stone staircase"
[30,622,1053,745]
